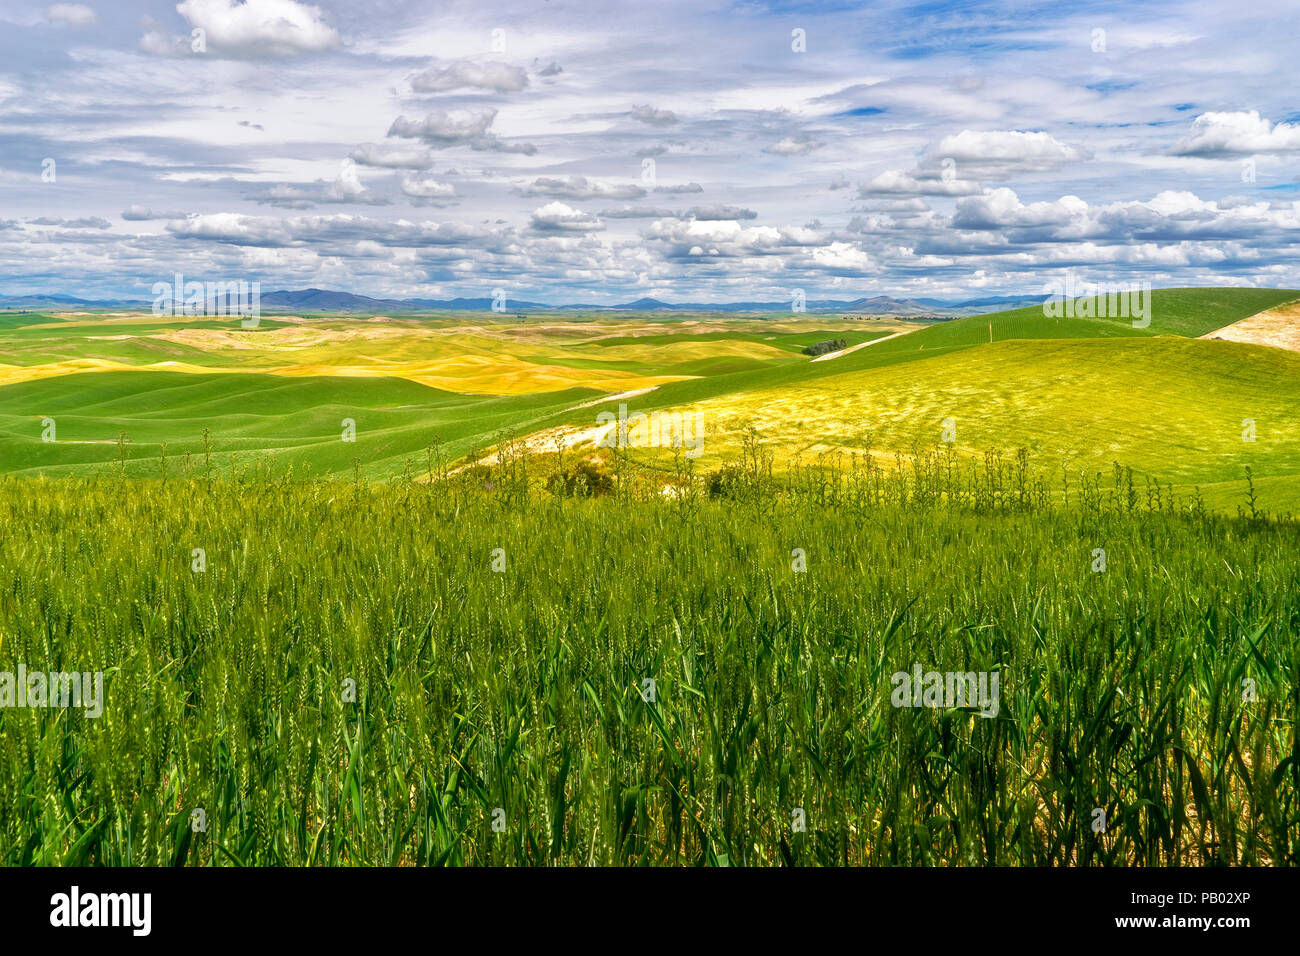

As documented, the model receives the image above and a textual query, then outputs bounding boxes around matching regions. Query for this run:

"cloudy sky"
[2,0,1299,303]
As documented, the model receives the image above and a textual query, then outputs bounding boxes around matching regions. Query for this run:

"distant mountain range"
[0,288,1048,315]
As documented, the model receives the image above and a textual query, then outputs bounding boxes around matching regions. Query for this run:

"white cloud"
[766,135,824,155]
[530,201,604,232]
[322,161,378,203]
[168,213,504,249]
[350,143,434,169]
[861,170,982,197]
[683,205,757,221]
[411,61,529,93]
[143,0,340,58]
[14,0,1300,300]
[949,186,1300,243]
[808,242,876,275]
[249,161,388,208]
[387,109,537,154]
[514,176,645,201]
[1169,110,1300,158]
[122,205,188,221]
[630,105,678,126]
[646,218,824,258]
[45,4,97,28]
[598,206,678,219]
[954,188,1089,229]
[400,176,456,200]
[930,130,1089,173]
[27,216,112,229]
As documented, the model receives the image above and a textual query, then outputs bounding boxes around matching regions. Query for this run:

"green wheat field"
[0,288,1297,866]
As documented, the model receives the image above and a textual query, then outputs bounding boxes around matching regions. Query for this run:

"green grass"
[0,371,599,478]
[2,285,1297,867]
[0,463,1295,866]
[569,289,1300,427]
[935,286,1298,341]
[0,287,1296,515]
[568,289,1300,511]
[636,336,1300,512]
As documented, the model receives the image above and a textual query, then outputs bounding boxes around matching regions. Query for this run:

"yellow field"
[3,311,879,395]
[585,335,1300,509]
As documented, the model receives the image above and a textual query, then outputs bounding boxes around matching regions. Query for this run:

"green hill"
[0,287,1296,509]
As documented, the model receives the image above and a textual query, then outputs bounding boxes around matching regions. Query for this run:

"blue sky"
[1,0,1298,302]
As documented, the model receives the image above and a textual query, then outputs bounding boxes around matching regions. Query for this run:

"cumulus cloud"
[27,216,112,229]
[251,161,388,208]
[16,0,1300,301]
[646,218,825,259]
[122,206,189,221]
[45,4,97,27]
[630,105,678,126]
[1169,110,1300,157]
[387,109,537,154]
[855,130,1087,203]
[411,60,529,94]
[323,161,383,203]
[598,206,679,219]
[859,169,982,197]
[400,176,456,200]
[927,130,1089,175]
[389,109,495,144]
[953,188,1089,229]
[248,185,318,209]
[530,201,604,232]
[806,242,877,276]
[855,198,930,214]
[948,187,1300,245]
[141,0,341,58]
[682,205,757,221]
[350,143,434,169]
[514,176,645,201]
[167,212,503,249]
[766,135,824,156]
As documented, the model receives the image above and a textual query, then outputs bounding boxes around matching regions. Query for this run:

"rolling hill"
[0,286,1296,510]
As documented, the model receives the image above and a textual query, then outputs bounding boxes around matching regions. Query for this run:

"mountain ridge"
[0,288,1186,316]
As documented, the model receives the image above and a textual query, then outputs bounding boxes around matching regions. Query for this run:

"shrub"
[546,458,616,497]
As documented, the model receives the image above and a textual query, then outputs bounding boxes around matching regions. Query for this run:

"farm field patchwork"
[1,288,1297,516]
[0,309,905,478]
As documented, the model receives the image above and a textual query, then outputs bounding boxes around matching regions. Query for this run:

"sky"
[1,0,1299,303]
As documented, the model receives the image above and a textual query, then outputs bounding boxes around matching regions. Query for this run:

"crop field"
[13,0,1300,930]
[0,461,1296,866]
[1,288,1296,512]
[0,309,904,478]
[0,287,1297,868]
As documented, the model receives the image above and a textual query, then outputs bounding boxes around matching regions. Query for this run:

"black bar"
[0,866,1284,943]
